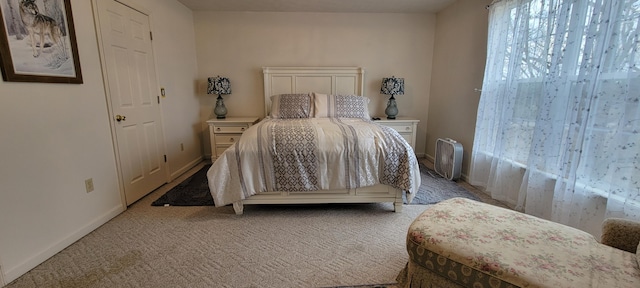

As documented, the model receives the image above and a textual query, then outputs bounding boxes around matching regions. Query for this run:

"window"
[472,0,640,237]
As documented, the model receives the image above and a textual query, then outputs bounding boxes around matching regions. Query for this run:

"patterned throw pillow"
[270,93,312,119]
[314,93,371,119]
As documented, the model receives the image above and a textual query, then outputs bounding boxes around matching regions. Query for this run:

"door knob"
[115,115,126,122]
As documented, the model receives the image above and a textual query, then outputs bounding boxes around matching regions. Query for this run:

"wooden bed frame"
[230,66,404,214]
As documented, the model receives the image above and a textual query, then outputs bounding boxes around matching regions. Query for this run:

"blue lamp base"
[385,96,398,119]
[214,95,227,119]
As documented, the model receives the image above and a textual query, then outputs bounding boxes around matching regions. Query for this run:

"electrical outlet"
[85,178,94,193]
[180,143,184,151]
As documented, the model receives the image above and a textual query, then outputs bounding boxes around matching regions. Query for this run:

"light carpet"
[5,177,430,287]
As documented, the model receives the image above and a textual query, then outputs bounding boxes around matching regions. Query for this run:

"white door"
[95,0,167,205]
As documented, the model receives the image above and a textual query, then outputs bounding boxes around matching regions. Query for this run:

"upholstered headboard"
[262,66,365,116]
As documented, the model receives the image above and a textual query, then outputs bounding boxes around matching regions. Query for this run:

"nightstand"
[373,117,419,150]
[207,117,260,160]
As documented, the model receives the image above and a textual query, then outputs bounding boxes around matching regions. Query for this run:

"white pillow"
[313,93,371,119]
[269,93,313,119]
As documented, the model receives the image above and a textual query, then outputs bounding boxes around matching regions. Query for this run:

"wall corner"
[0,262,5,287]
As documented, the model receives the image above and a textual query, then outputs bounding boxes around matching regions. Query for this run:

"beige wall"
[0,0,200,283]
[193,11,436,156]
[428,0,491,177]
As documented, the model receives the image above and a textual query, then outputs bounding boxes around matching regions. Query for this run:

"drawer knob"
[241,127,245,131]
[216,127,221,131]
[405,127,410,131]
[230,138,235,142]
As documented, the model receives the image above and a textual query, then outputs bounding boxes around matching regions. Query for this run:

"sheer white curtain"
[471,0,640,238]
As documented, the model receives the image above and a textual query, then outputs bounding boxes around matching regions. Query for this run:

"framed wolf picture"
[0,0,82,83]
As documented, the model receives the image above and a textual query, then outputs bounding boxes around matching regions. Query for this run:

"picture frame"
[0,0,82,84]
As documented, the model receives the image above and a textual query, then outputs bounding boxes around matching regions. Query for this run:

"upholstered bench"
[396,197,640,288]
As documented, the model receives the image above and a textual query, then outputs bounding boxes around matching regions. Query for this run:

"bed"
[207,66,420,214]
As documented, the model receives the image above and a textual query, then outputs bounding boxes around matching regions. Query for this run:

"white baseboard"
[3,205,124,284]
[424,153,434,162]
[169,156,203,182]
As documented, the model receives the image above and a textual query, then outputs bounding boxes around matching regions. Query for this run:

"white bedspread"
[207,118,420,207]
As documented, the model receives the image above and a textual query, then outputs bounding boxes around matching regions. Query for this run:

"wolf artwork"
[19,0,62,58]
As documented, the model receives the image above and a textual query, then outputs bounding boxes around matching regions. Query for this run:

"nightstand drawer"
[383,124,414,133]
[373,117,420,151]
[207,117,260,160]
[212,125,249,134]
[398,133,412,144]
[215,146,231,156]
[215,134,241,145]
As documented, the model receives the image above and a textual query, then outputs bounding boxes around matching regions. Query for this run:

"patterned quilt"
[207,118,420,207]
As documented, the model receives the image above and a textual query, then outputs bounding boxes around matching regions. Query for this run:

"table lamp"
[207,76,231,119]
[380,76,404,119]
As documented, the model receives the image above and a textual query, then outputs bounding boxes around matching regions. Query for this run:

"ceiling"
[176,0,458,13]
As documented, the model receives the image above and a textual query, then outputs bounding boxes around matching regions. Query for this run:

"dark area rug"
[152,165,214,206]
[406,163,481,205]
[152,163,481,206]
